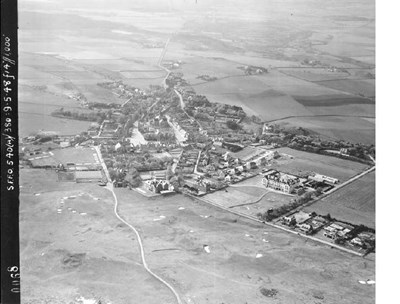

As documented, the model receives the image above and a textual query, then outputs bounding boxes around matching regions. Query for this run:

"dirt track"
[20,168,375,304]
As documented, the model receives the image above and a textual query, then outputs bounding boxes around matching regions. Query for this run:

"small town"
[13,1,379,304]
[20,67,376,256]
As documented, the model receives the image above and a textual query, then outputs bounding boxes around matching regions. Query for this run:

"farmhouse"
[262,169,301,194]
[75,170,103,183]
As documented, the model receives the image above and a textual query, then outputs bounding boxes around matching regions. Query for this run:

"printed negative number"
[7,266,20,293]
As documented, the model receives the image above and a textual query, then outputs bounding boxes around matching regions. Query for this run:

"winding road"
[94,145,183,304]
[106,184,183,304]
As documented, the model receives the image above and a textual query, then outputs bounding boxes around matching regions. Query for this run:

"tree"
[296,188,306,196]
[315,187,323,196]
[226,120,241,130]
[166,165,174,181]
[124,167,141,187]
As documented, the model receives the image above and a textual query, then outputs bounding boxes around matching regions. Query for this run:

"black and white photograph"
[2,0,391,303]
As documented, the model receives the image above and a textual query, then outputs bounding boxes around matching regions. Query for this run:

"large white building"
[262,169,300,193]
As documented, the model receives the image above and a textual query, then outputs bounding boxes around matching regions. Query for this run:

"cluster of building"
[145,179,175,194]
[176,149,200,175]
[138,115,175,143]
[163,60,183,70]
[183,178,211,195]
[197,147,278,183]
[98,120,122,138]
[281,211,375,253]
[262,170,302,194]
[238,65,268,75]
[262,169,338,194]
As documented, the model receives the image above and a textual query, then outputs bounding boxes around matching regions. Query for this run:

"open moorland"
[20,168,375,304]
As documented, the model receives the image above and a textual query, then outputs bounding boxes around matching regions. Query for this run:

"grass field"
[51,147,98,165]
[278,116,375,145]
[19,112,92,137]
[279,68,351,82]
[203,186,268,208]
[294,95,374,107]
[315,79,375,98]
[303,171,375,228]
[20,163,375,304]
[306,104,375,117]
[20,169,175,304]
[274,147,370,182]
[231,190,294,216]
[114,185,375,304]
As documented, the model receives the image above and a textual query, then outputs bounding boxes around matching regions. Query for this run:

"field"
[303,171,375,228]
[293,95,374,107]
[19,112,92,138]
[19,169,175,304]
[19,0,375,143]
[20,164,375,304]
[279,68,351,82]
[315,79,375,98]
[203,186,269,208]
[277,116,375,145]
[274,147,370,182]
[18,1,375,303]
[51,147,99,165]
[28,147,99,168]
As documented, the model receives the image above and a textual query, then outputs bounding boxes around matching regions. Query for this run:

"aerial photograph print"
[16,0,376,303]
